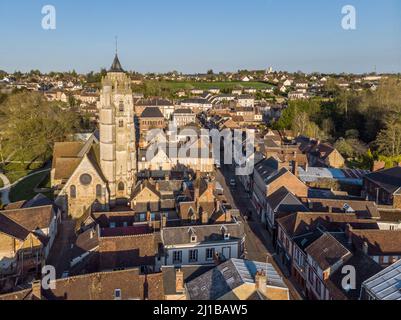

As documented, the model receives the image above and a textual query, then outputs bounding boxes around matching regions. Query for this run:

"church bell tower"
[98,52,136,205]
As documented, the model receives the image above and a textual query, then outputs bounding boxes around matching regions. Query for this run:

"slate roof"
[365,166,401,194]
[109,54,124,73]
[186,258,287,300]
[362,258,401,300]
[161,223,244,246]
[162,265,214,295]
[254,157,280,182]
[326,252,382,300]
[140,107,164,118]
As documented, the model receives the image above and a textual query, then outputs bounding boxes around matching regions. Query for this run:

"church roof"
[109,54,124,73]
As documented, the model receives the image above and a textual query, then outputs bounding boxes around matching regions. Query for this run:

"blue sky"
[0,0,400,74]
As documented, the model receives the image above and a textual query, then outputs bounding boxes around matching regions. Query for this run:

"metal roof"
[231,259,286,288]
[363,259,401,300]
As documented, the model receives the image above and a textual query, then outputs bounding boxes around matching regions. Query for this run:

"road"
[215,165,303,300]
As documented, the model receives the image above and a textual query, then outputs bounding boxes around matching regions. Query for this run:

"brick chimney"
[161,214,167,229]
[32,280,42,300]
[225,210,232,223]
[201,211,209,224]
[255,270,267,293]
[175,269,185,294]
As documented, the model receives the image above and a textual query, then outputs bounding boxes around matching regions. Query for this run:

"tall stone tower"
[99,54,136,205]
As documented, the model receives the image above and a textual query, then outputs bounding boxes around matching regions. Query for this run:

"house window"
[80,174,92,186]
[189,250,198,263]
[190,235,197,243]
[119,120,124,128]
[173,251,182,264]
[110,222,116,228]
[206,248,215,261]
[119,102,124,112]
[118,182,125,191]
[96,184,102,198]
[70,185,76,199]
[114,289,121,300]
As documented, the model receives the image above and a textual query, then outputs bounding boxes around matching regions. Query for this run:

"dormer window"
[221,225,230,240]
[114,289,121,300]
[191,235,197,243]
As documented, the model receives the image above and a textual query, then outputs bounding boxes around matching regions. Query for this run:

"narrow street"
[215,164,303,300]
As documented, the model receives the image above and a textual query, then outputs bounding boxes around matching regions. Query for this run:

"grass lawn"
[9,171,53,203]
[4,162,45,184]
[152,80,273,91]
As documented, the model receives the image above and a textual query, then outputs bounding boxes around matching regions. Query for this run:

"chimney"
[292,160,298,176]
[345,224,353,246]
[362,241,369,255]
[255,270,267,294]
[201,211,209,225]
[32,280,42,300]
[175,269,185,294]
[161,214,167,229]
[225,210,232,223]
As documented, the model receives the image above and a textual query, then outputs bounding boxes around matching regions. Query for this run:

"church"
[51,54,138,219]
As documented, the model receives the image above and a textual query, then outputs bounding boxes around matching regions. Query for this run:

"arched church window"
[80,174,92,186]
[70,185,77,199]
[96,184,102,198]
[118,182,125,191]
[119,120,124,128]
[119,101,124,112]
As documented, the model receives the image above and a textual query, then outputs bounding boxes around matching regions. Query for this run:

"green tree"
[1,92,79,163]
[375,114,401,157]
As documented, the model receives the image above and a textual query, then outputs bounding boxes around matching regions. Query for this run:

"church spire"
[109,37,124,72]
